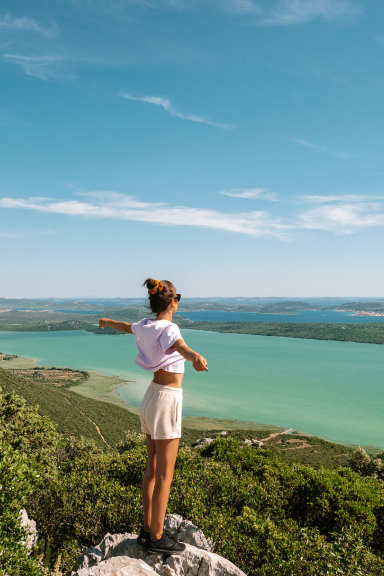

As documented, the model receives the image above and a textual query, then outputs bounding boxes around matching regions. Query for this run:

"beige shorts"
[140,381,183,440]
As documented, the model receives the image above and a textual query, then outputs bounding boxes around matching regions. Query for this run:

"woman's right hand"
[99,318,108,329]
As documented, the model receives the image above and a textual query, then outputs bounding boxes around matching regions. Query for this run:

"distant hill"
[257,301,323,312]
[0,297,52,309]
[177,300,323,313]
[327,301,384,312]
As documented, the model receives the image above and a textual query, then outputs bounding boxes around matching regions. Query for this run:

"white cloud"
[0,12,57,37]
[143,0,360,23]
[119,94,231,129]
[0,232,24,238]
[294,138,350,158]
[222,0,261,13]
[3,54,63,80]
[301,194,384,203]
[258,0,360,25]
[294,139,328,152]
[299,202,384,233]
[2,191,383,239]
[0,193,287,238]
[220,188,277,200]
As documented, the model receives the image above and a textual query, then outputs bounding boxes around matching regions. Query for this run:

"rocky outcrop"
[163,514,214,552]
[74,556,158,575]
[71,514,246,576]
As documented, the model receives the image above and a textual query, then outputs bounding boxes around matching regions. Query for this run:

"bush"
[29,439,145,570]
[2,390,384,575]
[0,391,60,472]
[0,441,43,576]
[350,447,384,479]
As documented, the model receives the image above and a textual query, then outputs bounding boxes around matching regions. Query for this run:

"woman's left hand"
[192,354,208,372]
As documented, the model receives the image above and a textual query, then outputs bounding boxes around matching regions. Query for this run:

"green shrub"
[116,430,146,453]
[2,390,383,575]
[350,447,384,480]
[0,441,43,576]
[0,391,60,472]
[29,440,145,570]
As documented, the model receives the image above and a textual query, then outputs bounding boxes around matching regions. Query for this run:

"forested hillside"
[1,368,384,575]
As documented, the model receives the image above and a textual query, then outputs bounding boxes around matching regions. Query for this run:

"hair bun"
[142,278,176,315]
[144,278,156,292]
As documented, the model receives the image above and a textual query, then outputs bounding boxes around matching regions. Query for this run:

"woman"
[99,278,208,555]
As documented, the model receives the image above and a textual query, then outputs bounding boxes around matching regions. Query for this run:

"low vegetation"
[1,369,384,575]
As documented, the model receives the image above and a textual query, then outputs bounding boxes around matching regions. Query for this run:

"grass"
[0,368,141,449]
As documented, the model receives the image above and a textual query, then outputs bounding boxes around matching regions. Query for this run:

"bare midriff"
[152,369,184,388]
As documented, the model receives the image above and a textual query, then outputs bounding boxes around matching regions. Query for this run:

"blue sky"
[1,0,384,298]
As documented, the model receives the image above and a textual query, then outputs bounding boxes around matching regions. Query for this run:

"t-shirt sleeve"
[159,324,182,352]
[131,322,139,335]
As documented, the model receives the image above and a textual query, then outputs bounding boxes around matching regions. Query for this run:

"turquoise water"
[0,330,383,448]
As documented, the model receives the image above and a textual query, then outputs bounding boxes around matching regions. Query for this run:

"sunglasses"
[175,294,181,302]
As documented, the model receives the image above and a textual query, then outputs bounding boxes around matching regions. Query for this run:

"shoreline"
[1,351,383,452]
[0,353,283,431]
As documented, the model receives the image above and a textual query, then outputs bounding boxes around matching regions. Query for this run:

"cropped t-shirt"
[131,318,185,373]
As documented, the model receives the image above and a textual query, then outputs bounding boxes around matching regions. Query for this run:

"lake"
[0,330,383,448]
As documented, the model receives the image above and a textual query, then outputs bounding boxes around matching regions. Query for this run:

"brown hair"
[143,278,177,315]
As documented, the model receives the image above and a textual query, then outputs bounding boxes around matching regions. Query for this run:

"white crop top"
[131,318,185,373]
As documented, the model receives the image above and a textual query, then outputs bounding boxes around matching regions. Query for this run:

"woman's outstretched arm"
[172,339,208,371]
[99,317,133,334]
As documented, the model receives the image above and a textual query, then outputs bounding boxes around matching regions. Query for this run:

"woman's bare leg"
[150,438,179,540]
[142,435,157,532]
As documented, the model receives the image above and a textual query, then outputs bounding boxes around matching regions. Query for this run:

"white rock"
[164,514,214,552]
[72,533,131,571]
[71,521,246,576]
[20,509,38,550]
[74,556,158,576]
[194,438,214,448]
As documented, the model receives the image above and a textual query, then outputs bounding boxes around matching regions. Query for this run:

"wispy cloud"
[220,188,277,200]
[131,0,360,24]
[3,54,63,80]
[301,194,384,204]
[119,94,231,129]
[0,232,24,238]
[0,192,286,238]
[294,138,350,159]
[256,0,360,25]
[2,191,383,238]
[222,0,261,14]
[0,12,57,37]
[299,202,384,233]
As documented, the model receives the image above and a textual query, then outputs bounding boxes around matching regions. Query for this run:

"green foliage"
[174,318,384,345]
[2,386,384,574]
[116,430,146,452]
[0,390,60,471]
[0,367,142,448]
[29,438,145,570]
[27,434,384,574]
[350,447,384,480]
[0,441,43,576]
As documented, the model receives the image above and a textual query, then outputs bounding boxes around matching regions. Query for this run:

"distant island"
[1,298,384,344]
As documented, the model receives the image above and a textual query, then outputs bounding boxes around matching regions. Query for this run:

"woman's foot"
[145,532,186,555]
[137,526,150,545]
